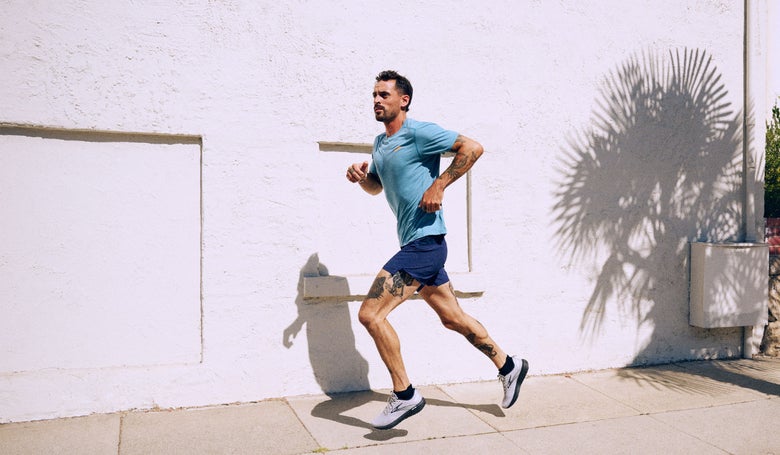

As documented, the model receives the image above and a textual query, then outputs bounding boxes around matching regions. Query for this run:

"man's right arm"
[346,161,382,195]
[359,173,382,195]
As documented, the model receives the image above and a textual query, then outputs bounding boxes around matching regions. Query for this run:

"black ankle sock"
[395,384,415,400]
[498,355,514,376]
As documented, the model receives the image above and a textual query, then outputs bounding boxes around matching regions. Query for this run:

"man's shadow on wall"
[551,48,749,364]
[283,254,391,437]
[283,254,504,440]
[283,253,371,394]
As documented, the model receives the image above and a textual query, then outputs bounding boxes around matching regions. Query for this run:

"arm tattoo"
[445,155,468,179]
[445,135,477,180]
[466,333,498,358]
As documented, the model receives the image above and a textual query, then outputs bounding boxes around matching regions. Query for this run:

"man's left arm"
[419,134,484,213]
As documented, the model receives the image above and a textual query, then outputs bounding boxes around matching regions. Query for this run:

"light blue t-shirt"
[369,118,459,247]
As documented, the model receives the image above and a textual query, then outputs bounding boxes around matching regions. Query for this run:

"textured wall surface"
[0,0,772,422]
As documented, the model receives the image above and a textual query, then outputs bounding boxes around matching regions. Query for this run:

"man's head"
[373,70,413,123]
[376,70,413,111]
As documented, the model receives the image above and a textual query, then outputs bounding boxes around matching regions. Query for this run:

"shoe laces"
[382,392,401,414]
[498,372,510,390]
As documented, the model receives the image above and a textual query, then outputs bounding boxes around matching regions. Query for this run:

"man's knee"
[360,300,394,334]
[438,310,466,333]
[358,304,378,330]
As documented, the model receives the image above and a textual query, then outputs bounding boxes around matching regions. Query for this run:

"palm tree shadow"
[551,48,747,363]
[616,358,780,398]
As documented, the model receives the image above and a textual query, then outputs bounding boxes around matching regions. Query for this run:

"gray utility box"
[689,242,768,328]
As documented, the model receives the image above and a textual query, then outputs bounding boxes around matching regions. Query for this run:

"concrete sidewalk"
[2,357,779,455]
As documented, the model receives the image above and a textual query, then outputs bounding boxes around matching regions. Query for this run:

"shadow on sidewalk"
[310,389,504,441]
[616,358,780,397]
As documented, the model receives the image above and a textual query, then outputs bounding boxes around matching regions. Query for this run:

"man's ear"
[401,95,410,110]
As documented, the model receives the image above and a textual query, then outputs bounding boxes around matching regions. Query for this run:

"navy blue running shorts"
[382,234,449,289]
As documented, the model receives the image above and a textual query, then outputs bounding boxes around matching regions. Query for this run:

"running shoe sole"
[505,358,529,409]
[373,397,426,430]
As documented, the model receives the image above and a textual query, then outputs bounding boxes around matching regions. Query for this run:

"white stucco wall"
[0,0,771,423]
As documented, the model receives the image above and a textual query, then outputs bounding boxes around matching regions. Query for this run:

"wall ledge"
[303,272,484,301]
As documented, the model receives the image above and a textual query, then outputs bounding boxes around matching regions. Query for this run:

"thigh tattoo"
[389,270,414,297]
[366,270,414,299]
[367,276,387,299]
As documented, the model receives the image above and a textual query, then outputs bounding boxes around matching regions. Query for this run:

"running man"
[346,70,528,430]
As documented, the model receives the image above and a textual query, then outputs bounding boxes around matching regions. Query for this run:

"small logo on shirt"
[392,146,402,153]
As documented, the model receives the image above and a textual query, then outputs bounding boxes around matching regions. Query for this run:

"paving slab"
[286,385,496,451]
[502,414,726,455]
[329,432,527,454]
[0,413,120,455]
[440,375,638,431]
[653,398,780,455]
[572,363,765,413]
[119,401,317,455]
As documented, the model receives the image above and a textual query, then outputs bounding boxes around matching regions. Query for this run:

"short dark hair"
[376,70,413,111]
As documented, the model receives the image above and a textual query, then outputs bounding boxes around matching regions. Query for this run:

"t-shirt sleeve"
[415,122,459,157]
[369,137,379,175]
[368,160,381,185]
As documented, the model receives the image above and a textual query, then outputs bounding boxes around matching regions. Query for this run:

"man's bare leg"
[419,282,507,367]
[420,281,528,409]
[359,269,428,429]
[358,269,419,391]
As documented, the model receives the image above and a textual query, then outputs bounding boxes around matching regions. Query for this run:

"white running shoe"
[499,356,529,409]
[371,390,426,430]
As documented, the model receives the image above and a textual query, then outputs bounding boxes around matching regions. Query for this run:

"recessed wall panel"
[0,132,201,372]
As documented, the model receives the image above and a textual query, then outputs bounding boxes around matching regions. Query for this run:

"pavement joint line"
[283,397,322,449]
[342,430,507,452]
[116,413,124,455]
